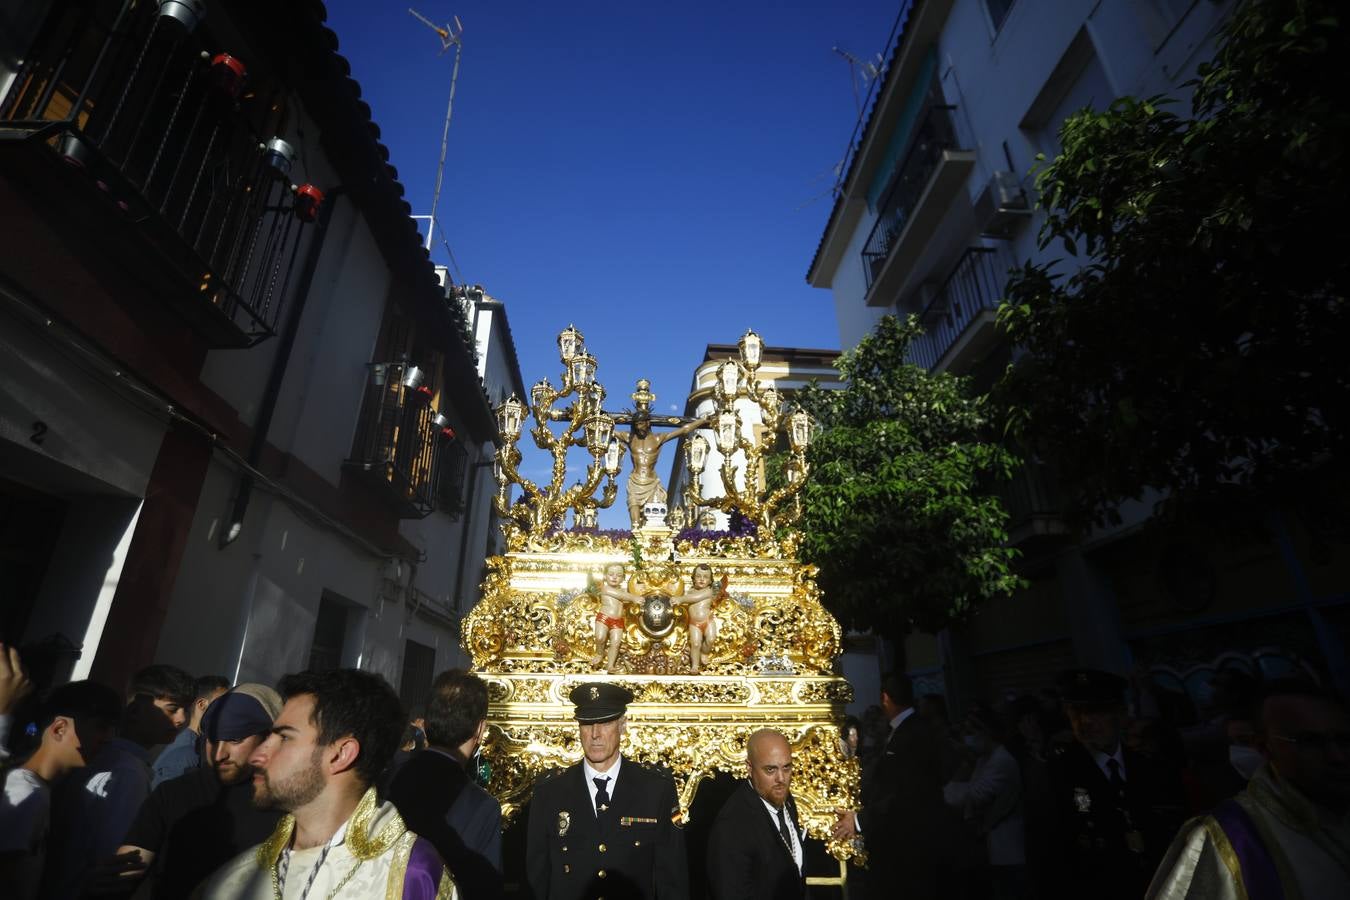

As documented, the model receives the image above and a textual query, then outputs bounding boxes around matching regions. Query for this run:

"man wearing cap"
[106,683,285,898]
[526,682,689,900]
[1046,668,1185,900]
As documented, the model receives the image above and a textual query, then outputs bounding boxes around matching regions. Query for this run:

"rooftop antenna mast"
[408,8,463,259]
[832,46,882,116]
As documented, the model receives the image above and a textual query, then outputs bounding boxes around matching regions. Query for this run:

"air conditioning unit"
[973,170,1032,237]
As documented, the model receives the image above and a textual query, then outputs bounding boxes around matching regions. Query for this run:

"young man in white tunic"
[198,669,456,899]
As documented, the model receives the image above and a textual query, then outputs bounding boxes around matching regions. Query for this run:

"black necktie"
[593,776,611,814]
[1106,758,1126,793]
[777,806,792,852]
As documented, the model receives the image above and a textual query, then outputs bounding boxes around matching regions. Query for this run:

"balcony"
[908,247,1010,373]
[860,103,976,305]
[0,1,316,347]
[1000,461,1069,549]
[346,362,456,518]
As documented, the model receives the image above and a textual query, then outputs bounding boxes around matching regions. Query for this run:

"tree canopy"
[794,315,1021,639]
[997,0,1348,528]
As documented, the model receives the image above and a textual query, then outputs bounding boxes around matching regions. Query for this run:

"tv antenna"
[408,8,463,261]
[832,46,882,115]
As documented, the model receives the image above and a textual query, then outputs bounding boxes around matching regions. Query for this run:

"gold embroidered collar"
[255,786,408,871]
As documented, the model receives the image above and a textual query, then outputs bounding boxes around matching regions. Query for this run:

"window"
[984,0,1017,33]
[1020,30,1116,158]
[307,591,365,671]
[437,440,469,516]
[400,640,437,714]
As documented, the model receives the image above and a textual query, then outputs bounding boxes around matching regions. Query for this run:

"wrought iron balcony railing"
[0,1,316,346]
[860,103,961,291]
[908,246,1008,371]
[346,362,456,518]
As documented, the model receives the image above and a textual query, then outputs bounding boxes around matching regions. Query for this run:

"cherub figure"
[676,563,727,674]
[589,562,642,672]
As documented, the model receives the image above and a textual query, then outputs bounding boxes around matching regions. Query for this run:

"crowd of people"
[834,669,1350,900]
[1,639,1346,899]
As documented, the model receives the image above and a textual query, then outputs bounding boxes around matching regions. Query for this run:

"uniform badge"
[589,686,599,700]
[1073,788,1092,813]
[558,811,571,836]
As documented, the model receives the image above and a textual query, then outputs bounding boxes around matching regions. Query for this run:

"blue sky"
[322,1,899,522]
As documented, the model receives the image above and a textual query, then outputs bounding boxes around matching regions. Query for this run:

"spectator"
[151,674,229,788]
[109,684,283,898]
[839,716,861,759]
[1147,680,1350,899]
[0,643,36,761]
[42,663,193,898]
[0,680,121,900]
[943,704,1026,900]
[387,669,503,900]
[198,669,454,898]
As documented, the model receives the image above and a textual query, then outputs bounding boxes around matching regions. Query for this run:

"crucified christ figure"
[613,409,709,528]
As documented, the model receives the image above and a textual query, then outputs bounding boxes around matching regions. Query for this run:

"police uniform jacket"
[526,757,689,900]
[1045,741,1186,900]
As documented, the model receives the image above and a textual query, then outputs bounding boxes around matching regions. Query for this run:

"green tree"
[997,0,1348,528]
[794,315,1021,640]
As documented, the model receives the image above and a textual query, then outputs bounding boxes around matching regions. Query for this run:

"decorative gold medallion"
[1074,788,1092,813]
[589,686,599,700]
[558,811,571,836]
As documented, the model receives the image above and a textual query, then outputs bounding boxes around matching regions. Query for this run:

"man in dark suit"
[1045,669,1185,900]
[833,672,944,900]
[386,669,503,900]
[526,682,688,900]
[706,729,806,900]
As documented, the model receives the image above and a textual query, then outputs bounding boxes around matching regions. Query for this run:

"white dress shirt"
[582,755,622,814]
[1092,745,1128,783]
[759,794,802,871]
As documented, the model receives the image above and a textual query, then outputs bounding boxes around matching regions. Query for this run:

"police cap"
[569,682,633,724]
[1056,668,1127,708]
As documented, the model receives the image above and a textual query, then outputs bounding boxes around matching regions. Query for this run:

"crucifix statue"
[612,379,709,528]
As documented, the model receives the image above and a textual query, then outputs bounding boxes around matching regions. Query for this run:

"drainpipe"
[221,185,348,546]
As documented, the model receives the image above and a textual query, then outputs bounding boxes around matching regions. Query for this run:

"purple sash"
[1210,799,1283,900]
[402,836,448,899]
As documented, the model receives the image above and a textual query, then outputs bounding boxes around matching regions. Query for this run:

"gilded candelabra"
[689,329,815,533]
[492,325,622,546]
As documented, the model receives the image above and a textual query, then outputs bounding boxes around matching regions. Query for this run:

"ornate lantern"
[604,439,622,475]
[530,378,552,411]
[738,329,763,368]
[688,433,709,474]
[569,351,597,387]
[717,360,740,399]
[760,384,781,427]
[575,507,598,529]
[557,325,583,364]
[492,456,505,486]
[716,410,739,454]
[785,458,803,485]
[585,411,615,454]
[497,394,525,440]
[788,408,813,451]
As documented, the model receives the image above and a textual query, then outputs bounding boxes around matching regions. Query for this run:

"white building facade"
[0,1,520,712]
[803,1,1350,708]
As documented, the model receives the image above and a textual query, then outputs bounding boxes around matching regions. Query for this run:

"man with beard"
[526,682,688,900]
[199,669,455,899]
[106,684,283,898]
[706,729,807,900]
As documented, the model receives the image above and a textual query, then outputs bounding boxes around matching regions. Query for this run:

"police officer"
[1045,669,1185,900]
[526,683,689,900]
